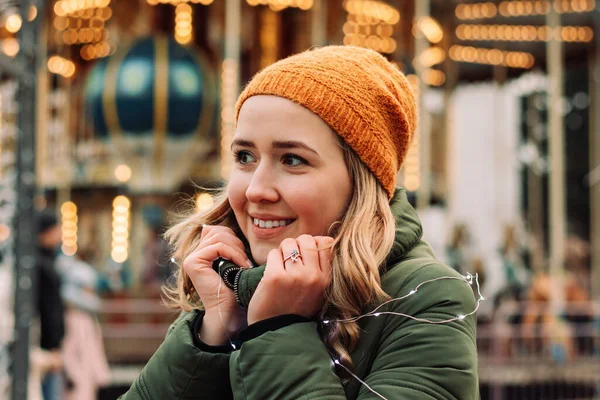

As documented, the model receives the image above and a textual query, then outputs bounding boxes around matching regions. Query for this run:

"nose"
[245,161,279,204]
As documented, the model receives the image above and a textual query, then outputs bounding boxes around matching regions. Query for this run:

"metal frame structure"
[7,1,44,399]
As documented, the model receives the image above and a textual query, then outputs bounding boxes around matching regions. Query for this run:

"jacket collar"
[384,188,423,268]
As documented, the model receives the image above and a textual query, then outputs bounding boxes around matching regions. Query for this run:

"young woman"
[120,46,479,399]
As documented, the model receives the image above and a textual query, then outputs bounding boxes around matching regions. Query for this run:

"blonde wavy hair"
[164,141,396,370]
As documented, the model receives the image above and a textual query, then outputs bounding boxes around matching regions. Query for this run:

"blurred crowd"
[32,211,111,400]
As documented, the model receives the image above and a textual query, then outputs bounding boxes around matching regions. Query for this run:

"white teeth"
[252,218,293,229]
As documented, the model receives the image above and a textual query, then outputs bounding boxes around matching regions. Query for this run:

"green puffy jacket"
[120,189,479,399]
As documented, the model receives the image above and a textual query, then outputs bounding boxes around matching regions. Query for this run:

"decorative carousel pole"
[591,12,600,301]
[12,1,44,398]
[311,0,326,47]
[546,3,566,311]
[414,0,431,209]
[221,0,241,179]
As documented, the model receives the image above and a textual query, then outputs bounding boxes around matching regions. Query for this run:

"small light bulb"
[458,314,465,320]
[171,257,176,263]
[323,320,329,324]
[480,296,486,301]
[334,359,340,365]
[409,290,416,295]
[374,313,381,317]
[231,343,237,349]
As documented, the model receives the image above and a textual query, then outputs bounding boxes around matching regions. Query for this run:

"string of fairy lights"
[61,201,78,256]
[331,273,484,399]
[456,0,596,20]
[342,0,400,54]
[456,24,593,43]
[452,0,596,70]
[111,195,131,263]
[246,0,314,11]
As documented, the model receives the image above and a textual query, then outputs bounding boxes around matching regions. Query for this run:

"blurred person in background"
[35,210,65,400]
[445,223,470,274]
[521,235,592,361]
[495,224,531,308]
[56,248,111,400]
[141,205,174,288]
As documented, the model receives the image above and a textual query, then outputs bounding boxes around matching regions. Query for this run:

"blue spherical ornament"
[84,36,216,140]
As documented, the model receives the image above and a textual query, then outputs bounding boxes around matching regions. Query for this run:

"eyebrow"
[231,139,319,156]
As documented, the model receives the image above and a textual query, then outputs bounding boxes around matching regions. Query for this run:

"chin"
[250,243,276,266]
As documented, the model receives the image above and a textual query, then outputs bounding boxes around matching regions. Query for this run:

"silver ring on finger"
[283,249,302,264]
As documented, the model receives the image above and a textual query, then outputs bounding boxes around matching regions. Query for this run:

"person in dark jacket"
[121,46,479,399]
[35,210,65,400]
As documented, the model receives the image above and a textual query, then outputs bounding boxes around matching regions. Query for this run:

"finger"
[314,236,334,274]
[265,248,285,276]
[202,226,246,251]
[201,231,248,260]
[187,242,249,274]
[296,235,319,271]
[280,238,301,269]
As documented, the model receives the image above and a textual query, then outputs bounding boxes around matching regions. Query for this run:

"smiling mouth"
[252,217,295,229]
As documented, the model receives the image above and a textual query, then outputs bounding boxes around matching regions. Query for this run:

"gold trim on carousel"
[153,35,169,182]
[102,43,129,159]
[173,46,218,180]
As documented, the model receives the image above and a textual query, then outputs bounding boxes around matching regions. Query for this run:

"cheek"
[291,180,350,234]
[227,174,248,216]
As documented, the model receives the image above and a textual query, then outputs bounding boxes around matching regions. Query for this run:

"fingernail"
[247,260,254,268]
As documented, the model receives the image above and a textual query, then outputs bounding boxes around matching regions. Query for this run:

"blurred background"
[0,0,598,399]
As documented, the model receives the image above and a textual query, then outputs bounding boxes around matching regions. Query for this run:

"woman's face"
[228,95,353,265]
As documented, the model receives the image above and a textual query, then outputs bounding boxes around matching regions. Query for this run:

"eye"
[282,154,308,167]
[234,150,256,165]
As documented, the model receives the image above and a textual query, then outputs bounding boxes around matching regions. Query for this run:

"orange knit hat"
[235,45,417,199]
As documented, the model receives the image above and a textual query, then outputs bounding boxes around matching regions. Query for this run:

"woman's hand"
[247,235,334,325]
[183,225,252,345]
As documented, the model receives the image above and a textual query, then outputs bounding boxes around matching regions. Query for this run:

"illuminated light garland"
[324,273,484,325]
[326,272,484,400]
[342,0,400,54]
[449,45,535,69]
[175,3,193,44]
[147,0,214,5]
[415,46,446,68]
[111,195,130,263]
[61,201,78,256]
[221,59,238,179]
[5,14,22,33]
[403,74,420,191]
[54,0,111,16]
[53,1,112,48]
[456,0,596,20]
[413,16,444,44]
[456,24,594,43]
[246,0,314,11]
[196,192,214,213]
[422,68,446,87]
[1,39,20,58]
[80,40,115,60]
[47,55,76,78]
